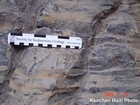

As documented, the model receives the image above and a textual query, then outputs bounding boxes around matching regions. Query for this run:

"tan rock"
[37,14,56,28]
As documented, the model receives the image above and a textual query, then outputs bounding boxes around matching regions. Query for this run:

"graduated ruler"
[8,33,82,49]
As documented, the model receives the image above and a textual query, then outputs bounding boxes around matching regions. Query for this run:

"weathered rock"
[2,26,81,105]
[3,47,81,105]
[122,0,140,5]
[106,22,132,35]
[0,0,140,105]
[37,0,112,35]
[73,1,140,105]
[37,14,56,28]
[0,31,14,89]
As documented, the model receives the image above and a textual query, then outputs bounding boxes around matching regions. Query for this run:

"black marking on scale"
[48,44,52,48]
[57,45,61,48]
[38,44,43,47]
[58,36,69,39]
[29,43,33,46]
[10,42,15,45]
[11,33,22,36]
[66,45,70,48]
[19,43,24,46]
[75,46,79,49]
[34,34,46,38]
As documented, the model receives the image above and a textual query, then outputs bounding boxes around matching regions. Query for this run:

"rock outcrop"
[0,0,140,105]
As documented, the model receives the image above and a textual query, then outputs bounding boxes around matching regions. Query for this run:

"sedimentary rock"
[0,0,140,105]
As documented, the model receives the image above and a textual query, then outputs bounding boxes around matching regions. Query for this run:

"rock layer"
[0,0,140,105]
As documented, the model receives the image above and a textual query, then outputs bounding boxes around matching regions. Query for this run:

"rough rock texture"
[0,31,14,85]
[0,0,140,105]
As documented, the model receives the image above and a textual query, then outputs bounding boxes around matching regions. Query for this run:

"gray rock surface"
[0,0,140,105]
[0,31,13,81]
[5,47,81,105]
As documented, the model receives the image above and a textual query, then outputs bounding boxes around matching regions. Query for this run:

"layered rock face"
[0,0,140,105]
